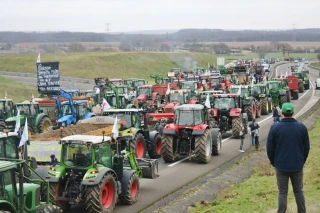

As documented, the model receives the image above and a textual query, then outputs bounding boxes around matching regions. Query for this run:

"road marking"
[168,155,195,167]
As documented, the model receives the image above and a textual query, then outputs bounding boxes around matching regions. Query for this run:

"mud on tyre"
[148,133,162,159]
[232,116,242,138]
[161,135,179,162]
[120,173,140,205]
[131,133,146,158]
[194,129,212,163]
[38,116,52,134]
[35,204,63,213]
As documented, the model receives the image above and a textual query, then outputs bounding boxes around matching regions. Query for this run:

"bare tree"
[256,45,270,59]
[212,43,230,54]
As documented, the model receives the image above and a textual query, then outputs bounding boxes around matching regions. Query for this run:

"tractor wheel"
[209,119,216,128]
[28,126,34,136]
[194,129,212,163]
[255,101,261,118]
[244,101,255,121]
[298,83,304,93]
[268,99,273,113]
[286,91,291,102]
[35,204,63,213]
[212,131,222,156]
[148,133,162,159]
[85,173,117,213]
[161,135,179,162]
[261,97,269,115]
[232,116,242,138]
[293,91,299,100]
[50,183,70,211]
[38,117,52,133]
[305,82,310,90]
[120,173,140,205]
[280,95,287,106]
[131,133,146,158]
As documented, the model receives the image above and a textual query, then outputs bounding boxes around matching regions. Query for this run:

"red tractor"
[162,104,221,164]
[211,94,248,138]
[164,89,197,113]
[136,85,160,107]
[286,75,299,100]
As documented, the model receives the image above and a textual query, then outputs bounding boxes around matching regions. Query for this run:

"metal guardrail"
[0,71,95,84]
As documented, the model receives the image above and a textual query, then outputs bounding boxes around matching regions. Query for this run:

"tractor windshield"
[75,104,89,119]
[16,104,37,116]
[175,110,202,126]
[62,143,92,167]
[61,104,72,115]
[0,169,15,201]
[134,80,145,87]
[268,83,279,90]
[95,142,112,168]
[0,137,18,159]
[118,87,128,94]
[170,93,184,103]
[106,96,117,108]
[106,112,132,129]
[214,98,235,110]
[138,87,151,96]
[252,86,260,95]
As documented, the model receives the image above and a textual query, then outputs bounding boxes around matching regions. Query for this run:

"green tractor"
[150,74,170,84]
[5,101,52,135]
[230,85,258,121]
[0,99,14,131]
[33,135,158,212]
[250,84,272,115]
[0,158,62,213]
[103,109,162,159]
[292,71,309,91]
[266,81,290,107]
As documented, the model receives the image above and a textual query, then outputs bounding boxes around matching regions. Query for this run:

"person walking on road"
[249,119,256,146]
[267,102,310,213]
[239,126,245,152]
[272,106,279,123]
[254,123,260,151]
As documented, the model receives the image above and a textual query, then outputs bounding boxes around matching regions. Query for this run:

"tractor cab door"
[0,168,18,210]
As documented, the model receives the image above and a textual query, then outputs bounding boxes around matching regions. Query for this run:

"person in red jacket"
[267,102,310,213]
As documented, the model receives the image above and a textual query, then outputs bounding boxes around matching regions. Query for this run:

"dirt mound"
[32,123,108,138]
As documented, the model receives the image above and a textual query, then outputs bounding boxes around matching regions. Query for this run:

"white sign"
[217,57,225,66]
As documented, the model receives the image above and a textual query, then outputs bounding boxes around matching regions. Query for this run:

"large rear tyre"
[161,135,179,162]
[268,99,273,113]
[212,131,222,156]
[293,91,299,100]
[232,116,242,138]
[244,101,256,121]
[194,129,212,163]
[286,91,291,102]
[49,183,70,211]
[131,133,146,158]
[35,204,63,213]
[261,97,269,115]
[120,173,140,205]
[38,117,52,134]
[85,173,117,213]
[280,95,287,106]
[255,101,261,118]
[148,133,162,159]
[298,83,304,93]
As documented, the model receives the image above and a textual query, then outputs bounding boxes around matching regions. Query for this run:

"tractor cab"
[198,90,224,106]
[180,81,197,95]
[230,86,251,99]
[174,104,205,126]
[0,132,19,159]
[103,109,146,130]
[105,94,128,109]
[136,85,153,106]
[168,90,192,104]
[0,99,14,127]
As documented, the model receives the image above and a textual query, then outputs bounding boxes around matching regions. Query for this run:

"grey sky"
[1,0,319,32]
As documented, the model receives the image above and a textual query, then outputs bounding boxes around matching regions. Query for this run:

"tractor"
[211,94,248,138]
[0,99,14,131]
[0,158,62,213]
[102,109,163,159]
[164,89,197,113]
[136,85,160,108]
[266,80,290,107]
[33,135,158,212]
[286,75,299,100]
[250,84,272,115]
[161,104,221,163]
[230,85,258,121]
[5,101,52,135]
[292,71,309,91]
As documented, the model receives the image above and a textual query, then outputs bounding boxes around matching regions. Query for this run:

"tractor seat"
[75,153,86,166]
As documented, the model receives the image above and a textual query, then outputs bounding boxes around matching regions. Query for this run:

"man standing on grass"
[267,103,310,213]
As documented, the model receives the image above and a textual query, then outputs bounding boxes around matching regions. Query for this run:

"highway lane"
[2,63,317,213]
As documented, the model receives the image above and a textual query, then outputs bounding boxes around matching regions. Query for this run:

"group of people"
[239,119,260,152]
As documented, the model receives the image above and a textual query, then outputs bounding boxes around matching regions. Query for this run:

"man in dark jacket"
[248,119,256,146]
[267,102,310,213]
[272,105,279,123]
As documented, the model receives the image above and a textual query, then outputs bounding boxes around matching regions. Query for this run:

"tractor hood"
[137,94,147,103]
[57,115,73,127]
[5,115,26,129]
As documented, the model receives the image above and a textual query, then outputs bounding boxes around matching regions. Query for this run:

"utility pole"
[105,23,111,42]
[292,24,296,42]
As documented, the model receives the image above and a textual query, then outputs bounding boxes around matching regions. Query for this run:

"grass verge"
[190,121,320,213]
[0,76,39,102]
[313,63,320,69]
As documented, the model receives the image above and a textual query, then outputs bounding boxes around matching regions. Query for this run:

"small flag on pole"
[166,84,170,95]
[237,86,242,95]
[14,109,20,133]
[205,94,211,108]
[19,119,28,147]
[31,94,35,103]
[101,98,111,111]
[95,88,100,94]
[37,53,41,63]
[285,71,288,78]
[264,76,267,85]
[112,116,119,139]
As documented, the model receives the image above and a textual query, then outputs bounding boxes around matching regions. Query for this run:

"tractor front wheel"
[50,183,70,211]
[38,117,52,133]
[35,204,63,213]
[148,133,162,159]
[194,129,212,163]
[120,173,140,205]
[232,116,242,138]
[162,135,179,162]
[131,133,146,158]
[212,131,222,156]
[85,173,117,213]
[298,83,304,93]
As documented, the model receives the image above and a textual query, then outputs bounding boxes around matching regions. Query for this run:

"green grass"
[191,121,320,213]
[0,76,39,102]
[0,52,217,81]
[313,63,320,69]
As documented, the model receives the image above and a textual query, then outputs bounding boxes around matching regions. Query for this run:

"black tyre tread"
[298,83,304,93]
[194,129,212,163]
[293,91,299,100]
[244,102,255,121]
[280,95,287,106]
[131,133,146,158]
[84,173,117,213]
[49,183,69,210]
[38,117,52,134]
[119,173,140,205]
[161,135,179,162]
[232,116,242,138]
[268,99,273,113]
[255,101,261,118]
[35,204,63,213]
[148,133,162,159]
[286,91,291,102]
[212,132,222,155]
[209,119,216,128]
[261,97,268,115]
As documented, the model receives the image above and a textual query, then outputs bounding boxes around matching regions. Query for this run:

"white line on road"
[168,154,195,167]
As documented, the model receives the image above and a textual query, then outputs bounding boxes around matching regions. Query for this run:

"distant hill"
[0,28,320,43]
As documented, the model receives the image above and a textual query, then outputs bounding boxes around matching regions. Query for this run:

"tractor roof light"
[49,167,56,171]
[90,170,99,174]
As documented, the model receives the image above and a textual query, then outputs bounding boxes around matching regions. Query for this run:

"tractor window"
[4,137,18,159]
[170,93,184,103]
[138,88,151,96]
[95,143,112,168]
[268,83,279,90]
[77,104,87,119]
[16,105,30,116]
[134,80,145,87]
[175,110,201,126]
[62,104,72,116]
[62,143,92,167]
[0,169,15,202]
[214,98,231,110]
[0,138,5,158]
[252,86,260,95]
[107,112,132,129]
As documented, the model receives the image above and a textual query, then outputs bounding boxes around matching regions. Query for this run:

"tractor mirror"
[39,110,43,113]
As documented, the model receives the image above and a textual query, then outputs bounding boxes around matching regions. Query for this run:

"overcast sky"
[1,0,319,33]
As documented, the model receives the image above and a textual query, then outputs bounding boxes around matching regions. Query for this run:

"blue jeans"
[276,169,306,213]
[240,138,244,150]
[251,133,255,145]
[273,117,278,123]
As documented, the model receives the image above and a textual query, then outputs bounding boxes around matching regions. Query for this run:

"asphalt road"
[2,62,317,213]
